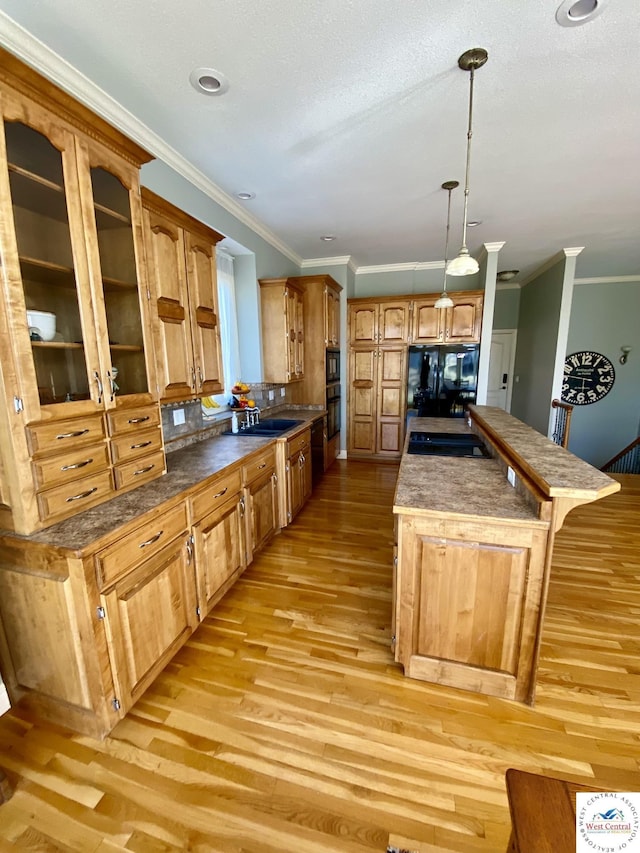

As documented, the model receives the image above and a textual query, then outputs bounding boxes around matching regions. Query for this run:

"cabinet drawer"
[110,427,163,464]
[32,442,110,491]
[96,502,188,589]
[107,404,160,436]
[287,428,311,458]
[26,414,106,457]
[242,446,276,485]
[113,450,166,491]
[37,469,114,525]
[190,468,242,522]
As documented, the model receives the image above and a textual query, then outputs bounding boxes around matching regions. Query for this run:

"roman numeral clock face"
[562,350,615,405]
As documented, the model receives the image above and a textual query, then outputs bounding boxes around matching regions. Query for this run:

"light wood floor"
[0,463,638,852]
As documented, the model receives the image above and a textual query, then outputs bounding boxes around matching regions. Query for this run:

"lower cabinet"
[242,446,279,561]
[100,534,197,716]
[278,427,312,526]
[0,438,295,737]
[348,345,407,458]
[394,513,549,704]
[190,469,246,619]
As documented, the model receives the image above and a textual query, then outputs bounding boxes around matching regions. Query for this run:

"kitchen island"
[393,406,619,704]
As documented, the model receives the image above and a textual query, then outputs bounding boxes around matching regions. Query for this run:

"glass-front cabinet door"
[76,139,155,408]
[1,112,103,415]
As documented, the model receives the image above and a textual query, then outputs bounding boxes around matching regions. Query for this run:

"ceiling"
[1,0,639,282]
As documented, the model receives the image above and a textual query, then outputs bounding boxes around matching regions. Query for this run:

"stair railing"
[601,437,640,474]
[551,399,573,449]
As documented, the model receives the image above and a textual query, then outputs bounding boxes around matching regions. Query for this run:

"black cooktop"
[407,431,490,458]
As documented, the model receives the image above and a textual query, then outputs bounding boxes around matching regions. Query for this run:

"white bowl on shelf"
[26,310,56,341]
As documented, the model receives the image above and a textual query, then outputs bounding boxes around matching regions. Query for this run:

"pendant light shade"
[435,180,458,310]
[447,48,488,277]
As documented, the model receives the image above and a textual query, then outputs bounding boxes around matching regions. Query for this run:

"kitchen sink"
[407,431,490,458]
[224,417,303,437]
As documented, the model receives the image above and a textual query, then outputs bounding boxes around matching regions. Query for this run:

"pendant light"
[434,180,458,310]
[447,47,488,277]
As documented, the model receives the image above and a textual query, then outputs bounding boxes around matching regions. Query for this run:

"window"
[205,250,241,413]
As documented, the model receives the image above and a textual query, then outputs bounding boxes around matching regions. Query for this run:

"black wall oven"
[326,348,340,383]
[326,381,341,440]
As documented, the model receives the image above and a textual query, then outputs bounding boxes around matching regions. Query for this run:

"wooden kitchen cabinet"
[189,468,246,618]
[348,344,406,458]
[349,299,410,345]
[242,446,279,560]
[0,50,163,535]
[411,291,483,344]
[284,275,343,474]
[99,532,197,717]
[395,512,548,703]
[259,278,305,382]
[277,427,312,527]
[142,188,224,402]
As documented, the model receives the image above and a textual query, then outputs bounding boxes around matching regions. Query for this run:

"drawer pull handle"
[128,416,150,424]
[57,429,89,439]
[61,458,93,471]
[139,530,163,548]
[134,464,155,476]
[131,440,152,449]
[214,487,228,499]
[66,487,97,503]
[257,462,267,469]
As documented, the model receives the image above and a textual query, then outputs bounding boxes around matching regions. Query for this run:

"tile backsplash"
[162,383,291,451]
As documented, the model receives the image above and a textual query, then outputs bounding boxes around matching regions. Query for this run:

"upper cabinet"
[142,188,224,403]
[325,281,340,347]
[411,292,483,344]
[349,300,411,345]
[0,49,162,535]
[259,278,305,383]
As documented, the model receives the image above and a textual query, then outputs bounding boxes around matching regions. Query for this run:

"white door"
[487,330,516,410]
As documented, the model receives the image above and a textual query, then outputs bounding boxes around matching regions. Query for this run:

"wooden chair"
[551,399,573,448]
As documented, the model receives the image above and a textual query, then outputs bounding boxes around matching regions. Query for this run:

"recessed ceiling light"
[189,67,229,96]
[556,0,605,26]
[467,220,482,227]
[236,192,255,201]
[320,235,336,242]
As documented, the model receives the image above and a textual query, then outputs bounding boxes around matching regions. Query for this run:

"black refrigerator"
[406,344,480,420]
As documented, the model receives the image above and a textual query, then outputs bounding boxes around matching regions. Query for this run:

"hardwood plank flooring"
[0,462,638,852]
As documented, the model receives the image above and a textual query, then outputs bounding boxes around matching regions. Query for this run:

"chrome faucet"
[244,407,260,428]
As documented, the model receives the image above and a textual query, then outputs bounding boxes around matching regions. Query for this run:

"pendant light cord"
[443,186,453,291]
[460,65,475,253]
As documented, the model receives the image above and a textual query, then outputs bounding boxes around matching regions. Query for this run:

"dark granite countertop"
[395,417,541,523]
[470,405,619,498]
[394,408,619,522]
[2,408,324,554]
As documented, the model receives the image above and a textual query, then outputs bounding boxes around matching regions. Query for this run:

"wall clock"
[561,350,615,405]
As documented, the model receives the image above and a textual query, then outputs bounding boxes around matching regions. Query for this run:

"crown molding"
[482,241,506,255]
[496,281,521,291]
[355,261,443,276]
[0,13,303,267]
[519,248,585,288]
[574,275,640,285]
[300,255,354,270]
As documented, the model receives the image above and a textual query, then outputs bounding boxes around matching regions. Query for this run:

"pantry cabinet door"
[378,301,410,344]
[376,346,406,456]
[348,346,377,455]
